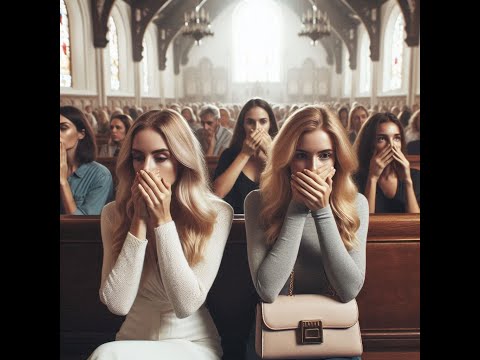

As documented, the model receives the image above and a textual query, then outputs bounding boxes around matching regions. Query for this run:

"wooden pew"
[206,156,220,181]
[96,157,116,175]
[60,214,419,360]
[96,135,110,148]
[407,155,420,170]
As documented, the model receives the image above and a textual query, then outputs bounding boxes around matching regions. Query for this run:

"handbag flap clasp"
[300,320,323,344]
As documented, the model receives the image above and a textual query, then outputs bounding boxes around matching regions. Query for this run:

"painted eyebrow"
[131,148,170,154]
[295,149,333,154]
[376,133,401,136]
[246,117,268,121]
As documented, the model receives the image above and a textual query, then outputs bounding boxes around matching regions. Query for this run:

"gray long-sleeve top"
[244,190,369,303]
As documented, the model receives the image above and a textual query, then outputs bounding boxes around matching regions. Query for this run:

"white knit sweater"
[98,199,233,320]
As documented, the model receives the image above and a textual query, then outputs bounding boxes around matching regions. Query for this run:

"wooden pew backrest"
[60,214,419,359]
[407,155,420,170]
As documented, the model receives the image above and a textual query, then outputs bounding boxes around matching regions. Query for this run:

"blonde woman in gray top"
[244,105,368,360]
[88,110,233,360]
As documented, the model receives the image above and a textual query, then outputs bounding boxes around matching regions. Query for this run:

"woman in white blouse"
[88,109,233,360]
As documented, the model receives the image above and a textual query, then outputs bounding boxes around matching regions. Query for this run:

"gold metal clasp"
[300,320,323,344]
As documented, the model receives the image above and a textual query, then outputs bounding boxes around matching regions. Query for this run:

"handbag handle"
[288,271,295,296]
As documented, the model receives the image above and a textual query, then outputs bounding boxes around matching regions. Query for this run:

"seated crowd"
[61,99,420,216]
[60,100,420,360]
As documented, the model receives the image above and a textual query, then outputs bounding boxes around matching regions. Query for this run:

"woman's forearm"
[129,214,147,240]
[364,176,377,213]
[60,182,77,214]
[213,152,250,198]
[404,180,420,213]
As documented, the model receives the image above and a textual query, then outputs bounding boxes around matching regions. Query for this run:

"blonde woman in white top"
[88,110,233,360]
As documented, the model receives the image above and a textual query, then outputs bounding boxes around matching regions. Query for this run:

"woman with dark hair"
[398,105,412,128]
[337,105,349,129]
[60,105,114,215]
[129,107,140,121]
[212,98,278,213]
[99,114,134,157]
[353,112,420,213]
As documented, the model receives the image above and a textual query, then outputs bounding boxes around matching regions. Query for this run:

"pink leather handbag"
[255,272,363,359]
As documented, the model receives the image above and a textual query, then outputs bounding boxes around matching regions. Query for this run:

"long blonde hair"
[347,104,369,133]
[260,105,360,250]
[111,110,218,267]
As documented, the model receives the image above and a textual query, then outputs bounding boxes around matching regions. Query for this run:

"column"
[336,72,342,103]
[370,61,379,108]
[329,67,337,101]
[175,74,181,103]
[134,61,142,107]
[159,70,165,108]
[407,46,419,107]
[349,69,356,105]
[95,48,107,108]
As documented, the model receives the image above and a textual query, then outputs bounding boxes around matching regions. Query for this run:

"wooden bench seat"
[60,213,419,360]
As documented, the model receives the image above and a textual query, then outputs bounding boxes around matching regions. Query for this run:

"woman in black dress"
[212,98,278,213]
[353,112,420,213]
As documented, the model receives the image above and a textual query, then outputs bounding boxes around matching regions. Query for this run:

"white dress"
[88,199,234,360]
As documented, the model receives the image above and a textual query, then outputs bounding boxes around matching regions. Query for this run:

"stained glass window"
[142,39,149,94]
[108,17,120,91]
[232,0,281,82]
[390,14,404,90]
[60,0,72,88]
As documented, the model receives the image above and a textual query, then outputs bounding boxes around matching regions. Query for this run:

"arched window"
[343,44,352,97]
[359,29,371,94]
[232,0,282,82]
[390,14,404,90]
[142,39,149,94]
[382,6,406,93]
[60,0,72,88]
[108,16,120,91]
